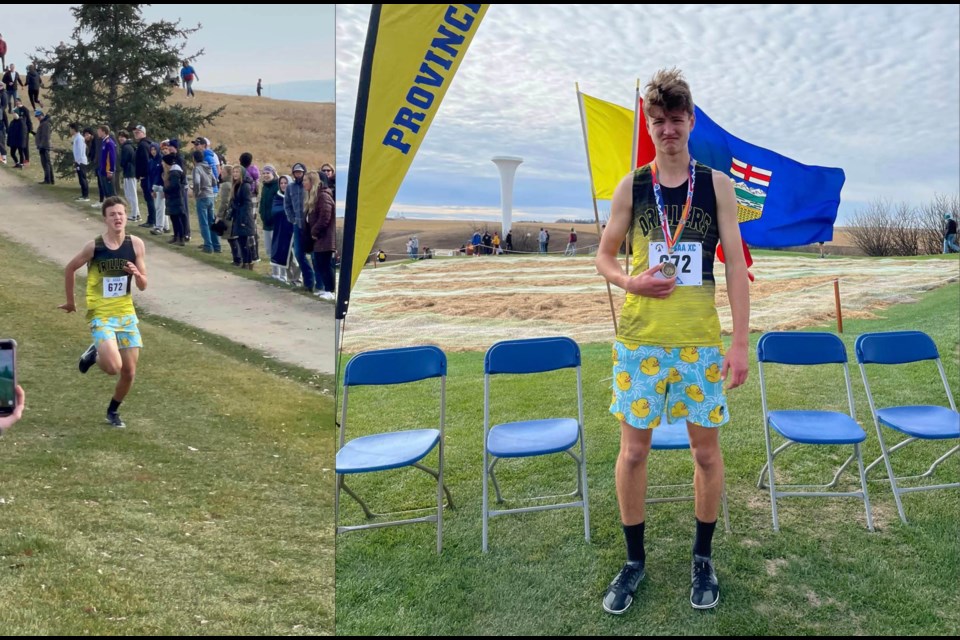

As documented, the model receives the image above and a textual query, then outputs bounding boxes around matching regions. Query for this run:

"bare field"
[341,254,958,351]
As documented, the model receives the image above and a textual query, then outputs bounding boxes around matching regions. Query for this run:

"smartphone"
[0,339,17,417]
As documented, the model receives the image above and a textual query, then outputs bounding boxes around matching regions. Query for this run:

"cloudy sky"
[336,4,960,224]
[3,5,334,99]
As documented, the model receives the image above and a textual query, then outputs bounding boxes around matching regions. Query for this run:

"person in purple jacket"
[96,124,117,199]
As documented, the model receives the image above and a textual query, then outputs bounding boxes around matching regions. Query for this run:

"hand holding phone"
[0,339,18,420]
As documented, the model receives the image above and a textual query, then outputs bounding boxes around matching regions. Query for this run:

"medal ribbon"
[649,156,696,253]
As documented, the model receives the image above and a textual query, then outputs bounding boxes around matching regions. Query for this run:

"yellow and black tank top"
[86,235,137,321]
[617,162,722,348]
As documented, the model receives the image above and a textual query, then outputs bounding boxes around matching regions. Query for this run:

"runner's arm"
[596,172,673,298]
[126,236,148,291]
[60,241,95,312]
[715,170,750,389]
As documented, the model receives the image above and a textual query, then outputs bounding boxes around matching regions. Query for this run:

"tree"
[32,4,224,176]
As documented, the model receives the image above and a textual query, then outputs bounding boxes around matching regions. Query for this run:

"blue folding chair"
[757,332,874,531]
[647,417,732,532]
[335,346,453,553]
[855,331,960,524]
[482,337,590,552]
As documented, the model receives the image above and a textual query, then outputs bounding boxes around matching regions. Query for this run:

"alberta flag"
[636,100,846,247]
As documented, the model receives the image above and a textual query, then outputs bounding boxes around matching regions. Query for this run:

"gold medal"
[661,262,677,277]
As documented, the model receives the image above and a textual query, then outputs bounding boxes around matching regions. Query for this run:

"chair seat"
[768,410,866,445]
[487,418,579,458]
[877,406,960,440]
[651,419,692,450]
[336,429,441,474]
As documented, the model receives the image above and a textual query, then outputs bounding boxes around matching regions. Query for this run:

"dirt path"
[0,170,334,373]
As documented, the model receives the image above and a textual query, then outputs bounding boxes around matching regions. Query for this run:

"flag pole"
[626,79,640,274]
[576,82,618,336]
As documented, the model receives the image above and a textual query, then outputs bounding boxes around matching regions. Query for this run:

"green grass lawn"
[335,283,960,635]
[0,236,334,634]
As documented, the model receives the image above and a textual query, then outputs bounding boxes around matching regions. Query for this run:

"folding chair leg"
[855,443,874,532]
[437,438,444,554]
[412,462,455,510]
[482,449,490,553]
[489,457,504,504]
[341,479,378,519]
[763,428,781,531]
[875,422,909,524]
[334,473,341,534]
[579,436,590,543]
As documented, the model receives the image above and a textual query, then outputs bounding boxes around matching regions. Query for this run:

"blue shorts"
[610,342,728,429]
[90,315,142,350]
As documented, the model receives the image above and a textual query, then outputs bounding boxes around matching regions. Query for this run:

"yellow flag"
[338,4,489,316]
[578,92,632,200]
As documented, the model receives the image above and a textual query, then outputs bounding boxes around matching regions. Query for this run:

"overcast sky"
[336,4,960,223]
[2,4,334,90]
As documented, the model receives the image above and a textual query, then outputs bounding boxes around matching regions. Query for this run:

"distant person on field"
[565,227,578,256]
[180,60,198,97]
[35,109,54,185]
[256,78,262,97]
[13,99,32,165]
[0,34,7,71]
[505,230,513,253]
[944,213,959,254]
[6,110,25,167]
[25,64,43,110]
[2,63,23,112]
[538,227,547,253]
[117,131,140,221]
[818,241,826,259]
[378,249,387,262]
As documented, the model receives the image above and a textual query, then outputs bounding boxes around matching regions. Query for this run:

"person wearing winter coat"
[161,152,186,245]
[283,163,314,291]
[270,175,299,284]
[258,164,280,277]
[6,110,26,167]
[25,64,43,110]
[147,142,167,235]
[117,131,140,220]
[229,165,256,269]
[35,109,54,184]
[191,149,219,253]
[308,173,337,301]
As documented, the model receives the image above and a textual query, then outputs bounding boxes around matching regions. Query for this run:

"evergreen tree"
[32,4,224,175]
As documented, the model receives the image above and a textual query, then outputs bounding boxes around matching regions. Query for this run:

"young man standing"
[596,68,750,614]
[60,196,148,428]
[69,122,90,201]
[35,109,54,185]
[133,125,156,228]
[117,130,141,221]
[94,124,117,206]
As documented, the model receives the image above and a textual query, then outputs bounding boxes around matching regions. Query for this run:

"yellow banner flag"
[578,92,633,200]
[339,4,488,315]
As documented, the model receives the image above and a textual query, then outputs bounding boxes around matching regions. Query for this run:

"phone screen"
[0,341,15,415]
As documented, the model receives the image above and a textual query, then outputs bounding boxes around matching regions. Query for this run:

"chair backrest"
[757,332,848,365]
[855,331,940,365]
[344,346,446,387]
[484,337,580,375]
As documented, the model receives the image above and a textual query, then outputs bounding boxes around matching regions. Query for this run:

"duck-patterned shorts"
[610,342,728,429]
[90,315,143,350]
